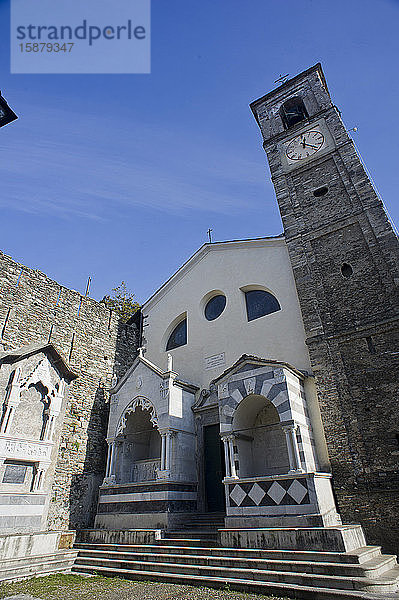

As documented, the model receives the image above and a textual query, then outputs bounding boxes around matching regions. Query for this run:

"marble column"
[222,436,231,478]
[165,432,172,471]
[283,424,303,472]
[105,440,116,477]
[160,432,167,470]
[159,430,175,473]
[0,405,14,434]
[32,464,48,492]
[1,368,21,434]
[222,435,238,479]
[43,410,57,441]
[228,436,238,478]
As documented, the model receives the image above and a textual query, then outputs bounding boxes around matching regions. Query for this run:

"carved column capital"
[282,423,298,433]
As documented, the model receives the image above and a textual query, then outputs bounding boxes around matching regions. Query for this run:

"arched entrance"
[114,406,161,483]
[232,394,290,477]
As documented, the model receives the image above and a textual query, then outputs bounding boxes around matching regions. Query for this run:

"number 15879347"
[19,42,74,52]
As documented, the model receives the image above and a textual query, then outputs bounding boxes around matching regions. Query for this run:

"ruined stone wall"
[0,251,138,530]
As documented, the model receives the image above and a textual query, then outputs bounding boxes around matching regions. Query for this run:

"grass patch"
[0,573,290,600]
[0,574,128,600]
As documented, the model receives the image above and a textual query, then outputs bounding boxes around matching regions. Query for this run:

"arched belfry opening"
[232,394,290,478]
[111,404,162,484]
[279,96,308,129]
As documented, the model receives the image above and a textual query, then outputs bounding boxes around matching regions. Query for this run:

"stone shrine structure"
[0,344,76,533]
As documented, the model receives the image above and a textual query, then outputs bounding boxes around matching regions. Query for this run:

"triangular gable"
[0,342,77,382]
[211,354,307,385]
[111,352,198,395]
[140,236,284,313]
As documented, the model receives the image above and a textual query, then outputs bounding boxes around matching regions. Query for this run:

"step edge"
[73,557,399,584]
[76,550,395,571]
[71,565,393,598]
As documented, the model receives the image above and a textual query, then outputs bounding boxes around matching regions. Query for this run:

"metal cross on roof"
[274,74,290,85]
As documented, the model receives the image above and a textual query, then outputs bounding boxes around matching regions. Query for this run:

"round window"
[204,294,226,321]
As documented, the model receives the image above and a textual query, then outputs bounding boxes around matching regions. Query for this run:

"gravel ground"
[0,574,290,600]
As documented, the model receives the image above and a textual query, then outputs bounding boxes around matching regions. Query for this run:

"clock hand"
[304,143,318,149]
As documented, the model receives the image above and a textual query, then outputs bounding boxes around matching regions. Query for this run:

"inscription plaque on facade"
[2,464,27,484]
[0,437,52,461]
[205,352,225,370]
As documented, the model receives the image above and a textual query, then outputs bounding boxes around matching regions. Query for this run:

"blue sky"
[1,0,398,303]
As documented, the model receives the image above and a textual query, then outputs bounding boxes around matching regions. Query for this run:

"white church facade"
[96,236,339,530]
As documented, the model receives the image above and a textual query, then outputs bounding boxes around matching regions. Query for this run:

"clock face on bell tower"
[281,120,334,170]
[249,63,399,332]
[285,129,325,161]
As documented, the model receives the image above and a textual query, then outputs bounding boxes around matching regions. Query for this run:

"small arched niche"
[115,406,161,483]
[9,381,49,440]
[232,394,290,477]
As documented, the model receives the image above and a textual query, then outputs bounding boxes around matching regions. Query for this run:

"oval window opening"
[314,186,328,197]
[341,263,353,279]
[204,295,226,321]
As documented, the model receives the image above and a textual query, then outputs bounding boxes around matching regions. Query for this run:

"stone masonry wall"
[0,251,138,530]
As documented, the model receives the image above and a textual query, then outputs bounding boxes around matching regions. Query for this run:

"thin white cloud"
[0,102,271,221]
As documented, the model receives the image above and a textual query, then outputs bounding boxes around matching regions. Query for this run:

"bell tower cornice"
[250,62,329,121]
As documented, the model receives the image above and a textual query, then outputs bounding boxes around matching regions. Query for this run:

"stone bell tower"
[250,64,399,553]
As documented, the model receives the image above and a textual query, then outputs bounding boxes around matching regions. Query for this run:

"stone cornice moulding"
[211,354,308,386]
[0,342,77,382]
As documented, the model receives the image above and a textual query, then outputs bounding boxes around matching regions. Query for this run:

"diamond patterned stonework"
[248,483,266,505]
[227,477,310,508]
[230,484,246,506]
[287,479,308,504]
[267,481,286,505]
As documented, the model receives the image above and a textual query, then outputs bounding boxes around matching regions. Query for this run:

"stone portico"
[95,353,199,529]
[214,356,340,528]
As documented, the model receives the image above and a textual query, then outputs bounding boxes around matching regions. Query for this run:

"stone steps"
[0,550,78,582]
[73,542,382,564]
[165,530,218,539]
[182,512,225,520]
[75,547,397,579]
[72,561,399,600]
[74,555,399,592]
[73,541,399,598]
[157,537,218,547]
